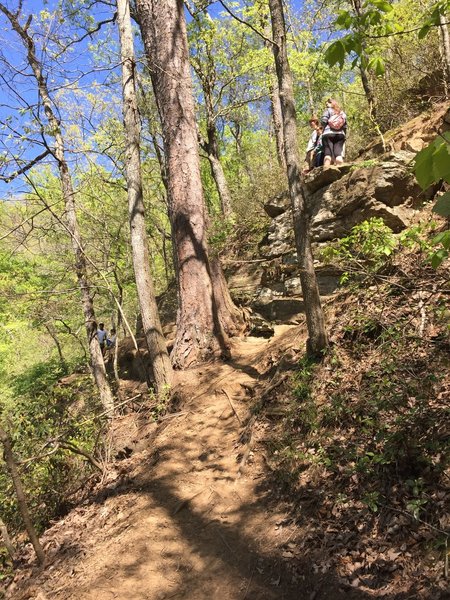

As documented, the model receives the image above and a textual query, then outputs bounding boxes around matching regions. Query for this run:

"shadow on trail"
[83,445,376,600]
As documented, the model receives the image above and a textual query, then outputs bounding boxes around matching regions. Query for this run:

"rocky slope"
[229,103,450,324]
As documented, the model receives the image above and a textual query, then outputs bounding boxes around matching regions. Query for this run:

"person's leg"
[334,137,345,164]
[323,136,332,168]
[329,135,337,164]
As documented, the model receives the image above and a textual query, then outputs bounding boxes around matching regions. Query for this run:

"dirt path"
[7,326,308,600]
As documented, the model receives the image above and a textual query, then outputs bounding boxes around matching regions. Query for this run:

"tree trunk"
[0,427,45,565]
[200,122,233,218]
[136,0,242,368]
[439,12,450,91]
[268,69,287,170]
[268,0,328,357]
[116,0,173,393]
[351,0,379,121]
[0,4,115,415]
[0,517,15,562]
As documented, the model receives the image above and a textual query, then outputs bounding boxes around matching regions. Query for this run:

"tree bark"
[199,122,233,218]
[268,68,287,170]
[439,12,450,91]
[0,427,45,565]
[0,4,115,415]
[0,517,15,562]
[351,0,379,122]
[116,0,173,393]
[136,0,242,368]
[268,0,328,357]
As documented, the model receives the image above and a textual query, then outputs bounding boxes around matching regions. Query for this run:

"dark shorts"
[323,135,345,159]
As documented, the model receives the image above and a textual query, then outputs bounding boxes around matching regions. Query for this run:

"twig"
[19,445,60,466]
[237,373,289,477]
[379,502,449,536]
[77,393,143,426]
[217,1,274,46]
[445,538,448,579]
[217,530,233,553]
[259,373,290,403]
[158,411,189,421]
[242,564,255,600]
[172,489,205,515]
[221,388,243,425]
[418,296,426,337]
[59,441,103,471]
[222,257,271,264]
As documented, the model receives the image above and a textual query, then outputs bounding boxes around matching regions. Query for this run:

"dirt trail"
[8,326,309,600]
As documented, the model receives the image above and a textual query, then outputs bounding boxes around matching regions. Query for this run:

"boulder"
[248,313,275,338]
[307,159,424,241]
[264,190,290,218]
[262,156,425,257]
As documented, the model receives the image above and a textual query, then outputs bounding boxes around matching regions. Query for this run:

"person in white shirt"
[97,323,107,356]
[303,116,321,173]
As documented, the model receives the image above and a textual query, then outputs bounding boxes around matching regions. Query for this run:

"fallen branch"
[59,441,103,471]
[221,388,242,425]
[237,373,289,477]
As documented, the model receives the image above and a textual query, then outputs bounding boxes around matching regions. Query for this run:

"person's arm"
[305,131,317,153]
[321,109,330,127]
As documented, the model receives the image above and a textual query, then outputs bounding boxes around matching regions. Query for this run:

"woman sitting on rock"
[321,98,347,168]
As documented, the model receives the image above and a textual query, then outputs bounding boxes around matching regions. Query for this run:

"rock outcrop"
[359,102,450,158]
[230,148,438,325]
[264,151,426,260]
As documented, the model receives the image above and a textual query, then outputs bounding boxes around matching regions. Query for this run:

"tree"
[189,10,234,218]
[0,3,115,414]
[0,426,45,565]
[268,0,328,356]
[438,11,450,87]
[136,0,243,368]
[116,0,173,393]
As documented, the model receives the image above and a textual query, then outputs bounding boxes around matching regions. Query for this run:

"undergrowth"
[0,361,107,537]
[264,220,450,595]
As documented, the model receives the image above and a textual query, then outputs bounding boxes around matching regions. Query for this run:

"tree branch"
[217,1,275,46]
[0,149,51,183]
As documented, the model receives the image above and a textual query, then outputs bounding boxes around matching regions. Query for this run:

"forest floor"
[5,325,342,600]
[4,289,450,600]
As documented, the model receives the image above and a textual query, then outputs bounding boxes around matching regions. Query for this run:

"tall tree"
[268,0,328,356]
[189,13,231,217]
[116,0,173,392]
[0,4,115,413]
[136,0,242,368]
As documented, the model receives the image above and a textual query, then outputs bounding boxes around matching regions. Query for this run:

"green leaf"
[432,142,450,182]
[418,24,431,39]
[430,249,448,268]
[414,141,437,189]
[371,0,394,12]
[335,10,353,28]
[432,230,450,250]
[368,56,385,76]
[433,191,450,217]
[324,40,346,69]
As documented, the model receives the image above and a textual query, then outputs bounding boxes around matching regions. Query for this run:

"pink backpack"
[328,111,346,130]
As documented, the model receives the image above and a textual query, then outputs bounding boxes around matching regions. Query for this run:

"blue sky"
[0,0,308,199]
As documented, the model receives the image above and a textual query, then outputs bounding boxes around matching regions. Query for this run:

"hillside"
[2,104,449,600]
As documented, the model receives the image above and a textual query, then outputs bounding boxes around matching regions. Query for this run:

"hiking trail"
[9,325,321,600]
